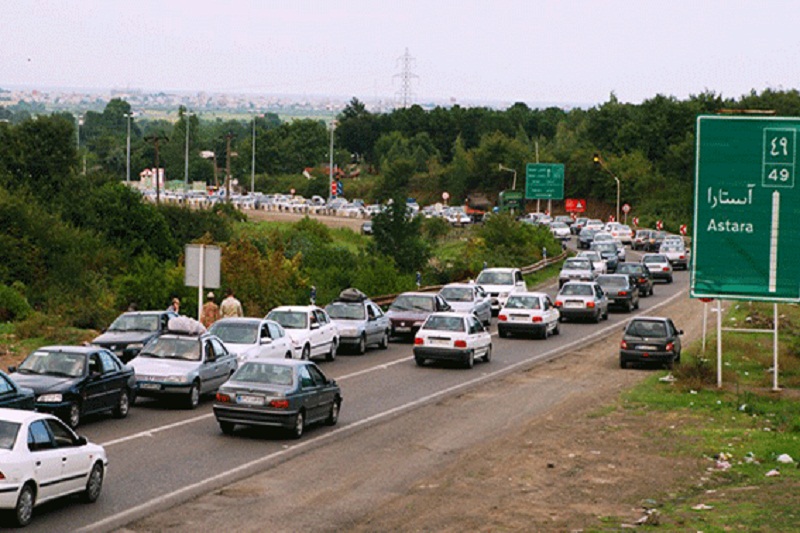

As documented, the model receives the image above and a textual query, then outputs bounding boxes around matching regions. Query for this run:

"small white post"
[701,301,708,353]
[716,299,723,388]
[773,303,779,391]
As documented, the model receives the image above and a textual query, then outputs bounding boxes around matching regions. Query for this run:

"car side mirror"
[310,323,320,330]
[76,436,88,446]
[7,366,16,373]
[261,337,272,344]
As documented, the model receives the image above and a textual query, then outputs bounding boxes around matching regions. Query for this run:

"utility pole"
[224,132,235,203]
[251,116,257,194]
[124,112,135,183]
[145,134,168,204]
[183,111,195,192]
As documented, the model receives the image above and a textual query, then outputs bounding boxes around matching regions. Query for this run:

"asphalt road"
[22,243,690,532]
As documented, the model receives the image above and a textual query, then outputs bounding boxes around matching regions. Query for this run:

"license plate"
[140,383,161,391]
[510,315,528,322]
[637,345,658,351]
[395,326,411,332]
[429,338,451,346]
[565,301,584,308]
[237,394,265,406]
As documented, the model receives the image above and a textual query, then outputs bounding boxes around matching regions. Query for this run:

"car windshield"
[593,243,617,253]
[505,296,541,310]
[140,337,200,361]
[440,287,473,302]
[643,255,667,264]
[579,252,601,261]
[475,271,513,285]
[422,315,465,332]
[580,228,597,237]
[326,302,366,320]
[594,234,613,241]
[616,264,641,274]
[208,322,258,345]
[619,225,631,233]
[268,311,308,329]
[108,313,159,332]
[560,284,593,296]
[626,320,668,338]
[390,295,435,312]
[17,350,86,378]
[0,421,20,450]
[233,362,295,386]
[597,275,627,287]
[564,259,590,270]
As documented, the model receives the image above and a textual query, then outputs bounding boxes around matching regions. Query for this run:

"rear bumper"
[620,349,676,364]
[213,403,297,429]
[498,322,547,335]
[414,346,470,363]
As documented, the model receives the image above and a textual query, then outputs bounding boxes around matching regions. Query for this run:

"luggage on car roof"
[167,316,207,335]
[337,287,368,302]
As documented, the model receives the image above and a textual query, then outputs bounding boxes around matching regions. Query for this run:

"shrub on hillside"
[0,284,33,322]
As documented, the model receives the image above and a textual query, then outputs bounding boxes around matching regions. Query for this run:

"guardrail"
[371,251,568,307]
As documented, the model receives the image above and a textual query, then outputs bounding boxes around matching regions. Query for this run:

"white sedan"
[266,306,339,361]
[413,312,492,369]
[577,250,608,274]
[497,292,561,339]
[208,318,295,363]
[0,408,107,527]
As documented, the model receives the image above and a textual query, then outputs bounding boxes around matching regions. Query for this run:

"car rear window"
[422,316,465,332]
[505,296,541,310]
[560,284,593,296]
[0,421,20,450]
[476,271,513,285]
[626,321,668,338]
[597,276,627,287]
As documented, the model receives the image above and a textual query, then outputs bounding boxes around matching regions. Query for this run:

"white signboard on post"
[185,244,221,321]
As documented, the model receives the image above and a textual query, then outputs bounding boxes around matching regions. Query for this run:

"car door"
[0,374,27,409]
[313,310,334,356]
[83,352,109,414]
[594,284,608,314]
[466,316,488,356]
[257,322,279,359]
[543,296,558,332]
[667,319,682,354]
[26,420,64,502]
[209,338,233,389]
[307,364,335,423]
[198,339,219,393]
[269,323,292,358]
[297,364,323,422]
[45,418,91,495]
[97,350,127,411]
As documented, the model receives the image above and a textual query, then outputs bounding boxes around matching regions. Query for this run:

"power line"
[393,47,418,108]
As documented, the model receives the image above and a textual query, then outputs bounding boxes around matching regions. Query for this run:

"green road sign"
[525,163,564,200]
[498,189,524,211]
[691,115,800,302]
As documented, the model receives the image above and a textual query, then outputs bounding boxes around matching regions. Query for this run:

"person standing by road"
[220,288,243,318]
[201,292,220,328]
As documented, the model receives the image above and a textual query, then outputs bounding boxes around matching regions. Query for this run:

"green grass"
[524,260,564,289]
[606,301,800,531]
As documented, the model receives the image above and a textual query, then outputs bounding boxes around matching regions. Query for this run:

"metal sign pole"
[773,303,779,391]
[702,301,708,353]
[197,245,205,321]
[716,299,723,388]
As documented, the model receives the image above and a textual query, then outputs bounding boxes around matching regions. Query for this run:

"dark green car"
[0,370,35,410]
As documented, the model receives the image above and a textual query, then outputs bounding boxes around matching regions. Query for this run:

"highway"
[24,245,691,532]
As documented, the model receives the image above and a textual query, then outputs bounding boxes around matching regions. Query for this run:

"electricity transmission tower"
[393,48,418,108]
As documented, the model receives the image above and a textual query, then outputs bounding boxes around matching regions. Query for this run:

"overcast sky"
[2,0,798,106]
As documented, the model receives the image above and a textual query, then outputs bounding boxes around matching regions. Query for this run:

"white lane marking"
[83,288,688,532]
[101,413,213,446]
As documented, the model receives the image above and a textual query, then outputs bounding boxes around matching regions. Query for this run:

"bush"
[14,312,66,340]
[0,284,33,322]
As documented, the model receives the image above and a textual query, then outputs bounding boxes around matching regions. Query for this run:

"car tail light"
[454,340,467,348]
[414,337,424,345]
[586,301,596,308]
[663,267,669,272]
[215,392,231,403]
[620,340,628,349]
[498,314,508,322]
[0,471,5,480]
[532,316,542,323]
[269,399,290,409]
[619,291,627,296]
[666,342,674,352]
[679,255,685,260]
[638,278,646,283]
[554,300,562,307]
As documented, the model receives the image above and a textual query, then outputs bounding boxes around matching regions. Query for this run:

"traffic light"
[330,181,337,197]
[336,180,343,196]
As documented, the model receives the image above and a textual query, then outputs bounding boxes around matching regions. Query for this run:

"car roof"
[31,345,99,354]
[478,267,518,273]
[269,305,322,312]
[441,283,476,290]
[629,316,671,323]
[120,311,167,317]
[0,407,52,424]
[560,281,597,287]
[426,311,472,319]
[507,291,549,298]
[212,317,265,325]
[238,359,313,369]
[396,292,436,298]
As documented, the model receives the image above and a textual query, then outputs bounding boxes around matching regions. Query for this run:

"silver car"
[325,295,390,355]
[641,253,674,283]
[555,281,609,323]
[439,283,492,326]
[558,257,597,288]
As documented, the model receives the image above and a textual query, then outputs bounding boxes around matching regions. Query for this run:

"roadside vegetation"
[599,301,800,529]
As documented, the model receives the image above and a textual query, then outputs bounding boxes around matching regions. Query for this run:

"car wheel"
[482,345,492,363]
[67,402,81,428]
[113,389,130,418]
[379,331,389,349]
[554,322,560,335]
[219,421,235,435]
[326,399,341,426]
[539,327,548,340]
[603,309,609,320]
[626,300,633,313]
[357,335,366,355]
[465,350,474,369]
[285,351,293,359]
[620,358,627,369]
[83,462,104,503]
[291,410,305,439]
[667,276,673,284]
[415,356,425,366]
[13,483,35,527]
[634,298,640,310]
[186,381,201,409]
[301,345,311,360]
[594,311,602,323]
[326,340,337,361]
[498,327,507,338]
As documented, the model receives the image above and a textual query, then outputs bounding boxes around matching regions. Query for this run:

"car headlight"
[339,327,359,336]
[499,292,510,298]
[37,393,63,403]
[126,342,144,351]
[413,321,424,327]
[163,375,189,383]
